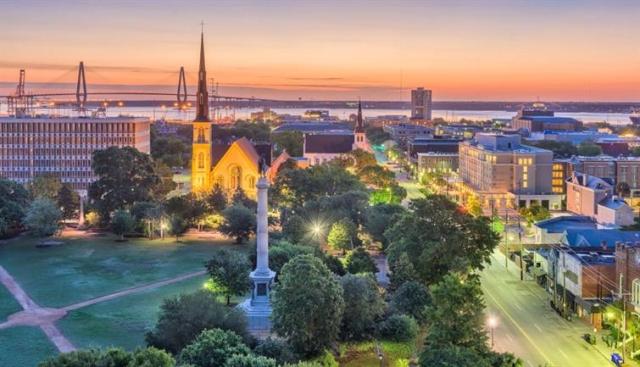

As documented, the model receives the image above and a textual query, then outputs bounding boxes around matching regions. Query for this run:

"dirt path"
[0,265,75,353]
[62,270,206,312]
[0,265,207,355]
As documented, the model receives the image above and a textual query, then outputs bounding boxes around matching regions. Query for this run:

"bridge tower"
[76,61,88,113]
[177,66,187,108]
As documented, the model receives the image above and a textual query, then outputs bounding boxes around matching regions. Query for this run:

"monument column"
[239,161,275,335]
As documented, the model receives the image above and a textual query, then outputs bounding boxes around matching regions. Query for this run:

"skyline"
[1,0,640,101]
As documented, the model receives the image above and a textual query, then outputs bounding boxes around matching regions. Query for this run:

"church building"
[191,33,275,199]
[302,100,371,165]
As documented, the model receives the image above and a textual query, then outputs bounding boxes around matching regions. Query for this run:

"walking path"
[0,266,74,352]
[0,265,206,354]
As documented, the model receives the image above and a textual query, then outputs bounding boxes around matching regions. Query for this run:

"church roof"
[304,133,354,154]
[234,137,261,163]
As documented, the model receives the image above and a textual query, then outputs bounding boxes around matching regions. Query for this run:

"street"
[482,252,617,367]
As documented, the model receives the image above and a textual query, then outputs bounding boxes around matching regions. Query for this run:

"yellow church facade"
[191,130,262,199]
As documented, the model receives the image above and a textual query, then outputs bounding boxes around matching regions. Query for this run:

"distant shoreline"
[21,100,640,114]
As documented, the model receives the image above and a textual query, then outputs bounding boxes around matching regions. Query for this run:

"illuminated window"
[633,278,640,306]
[197,153,205,169]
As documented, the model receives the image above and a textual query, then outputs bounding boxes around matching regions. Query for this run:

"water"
[20,106,635,125]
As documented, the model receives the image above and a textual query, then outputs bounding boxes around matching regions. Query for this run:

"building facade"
[0,116,150,192]
[458,133,561,209]
[410,87,432,121]
[511,108,581,133]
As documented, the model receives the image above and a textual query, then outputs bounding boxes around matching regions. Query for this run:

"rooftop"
[564,228,640,249]
[535,215,597,233]
[273,122,350,134]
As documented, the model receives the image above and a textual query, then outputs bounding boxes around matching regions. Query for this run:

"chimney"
[582,173,588,186]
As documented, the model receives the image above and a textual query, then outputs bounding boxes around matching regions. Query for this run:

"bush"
[345,247,378,274]
[178,328,251,367]
[146,290,248,354]
[225,354,277,367]
[340,274,385,340]
[378,314,419,342]
[38,347,174,367]
[254,337,297,365]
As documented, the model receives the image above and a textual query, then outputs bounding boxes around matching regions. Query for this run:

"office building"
[458,133,561,210]
[0,116,150,193]
[566,172,634,227]
[383,123,432,146]
[410,87,432,121]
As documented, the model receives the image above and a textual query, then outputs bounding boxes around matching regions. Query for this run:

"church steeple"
[194,31,210,122]
[354,99,365,133]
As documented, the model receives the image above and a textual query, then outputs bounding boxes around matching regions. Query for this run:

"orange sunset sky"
[0,0,639,101]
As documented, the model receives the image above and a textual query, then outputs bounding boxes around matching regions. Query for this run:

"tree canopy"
[24,197,61,237]
[220,204,256,244]
[272,255,344,356]
[145,290,248,354]
[385,195,499,285]
[178,328,251,367]
[205,249,251,305]
[88,146,159,219]
[339,274,384,340]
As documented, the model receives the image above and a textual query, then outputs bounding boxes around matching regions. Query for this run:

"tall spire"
[355,99,365,132]
[194,30,210,122]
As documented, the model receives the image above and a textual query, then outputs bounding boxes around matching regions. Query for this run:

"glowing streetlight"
[488,316,498,348]
[160,221,168,239]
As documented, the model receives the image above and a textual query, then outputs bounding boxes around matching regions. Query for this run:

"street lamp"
[488,316,498,348]
[160,222,167,239]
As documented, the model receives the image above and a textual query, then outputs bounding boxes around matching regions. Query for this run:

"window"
[633,278,640,306]
[197,153,204,169]
[230,166,242,190]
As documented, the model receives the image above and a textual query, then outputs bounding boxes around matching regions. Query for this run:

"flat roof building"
[458,133,561,210]
[411,87,432,121]
[0,115,150,193]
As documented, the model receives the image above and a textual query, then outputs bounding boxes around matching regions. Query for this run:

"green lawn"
[0,235,242,308]
[58,274,209,351]
[0,282,22,322]
[338,340,415,367]
[0,326,58,367]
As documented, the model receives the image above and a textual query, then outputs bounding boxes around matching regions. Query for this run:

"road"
[372,148,423,205]
[482,252,618,367]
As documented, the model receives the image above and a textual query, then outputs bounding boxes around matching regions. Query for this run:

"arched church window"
[216,176,224,188]
[197,152,205,169]
[247,176,256,188]
[230,166,242,190]
[197,128,205,143]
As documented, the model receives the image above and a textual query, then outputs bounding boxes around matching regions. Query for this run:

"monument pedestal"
[239,269,275,335]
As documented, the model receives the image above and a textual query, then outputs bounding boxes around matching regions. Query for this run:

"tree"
[225,354,277,367]
[420,345,490,367]
[524,140,577,158]
[389,253,418,290]
[378,314,419,342]
[577,141,602,156]
[220,205,256,244]
[631,147,640,157]
[178,329,251,367]
[390,281,431,324]
[365,204,405,247]
[365,127,391,146]
[346,149,377,172]
[0,179,30,238]
[253,338,296,365]
[232,189,257,210]
[272,255,345,356]
[89,146,159,220]
[327,218,356,252]
[272,131,304,156]
[207,184,228,212]
[265,241,314,275]
[24,198,61,237]
[165,194,207,226]
[345,247,378,274]
[518,204,550,226]
[111,209,135,241]
[57,184,79,220]
[169,215,188,242]
[146,290,248,354]
[425,274,488,354]
[28,173,62,200]
[153,161,178,200]
[385,196,499,285]
[205,249,251,305]
[38,347,174,367]
[359,165,395,188]
[340,274,385,340]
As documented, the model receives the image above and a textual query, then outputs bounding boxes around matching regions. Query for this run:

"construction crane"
[7,69,34,117]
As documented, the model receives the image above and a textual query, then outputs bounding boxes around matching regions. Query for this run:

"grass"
[338,340,415,367]
[0,282,22,322]
[0,235,243,308]
[57,274,209,351]
[0,326,58,367]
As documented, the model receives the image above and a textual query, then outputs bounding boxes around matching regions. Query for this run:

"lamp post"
[488,316,498,348]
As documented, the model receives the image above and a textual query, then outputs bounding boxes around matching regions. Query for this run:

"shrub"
[378,314,419,342]
[254,337,297,365]
[178,328,251,367]
[345,247,378,274]
[225,354,277,367]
